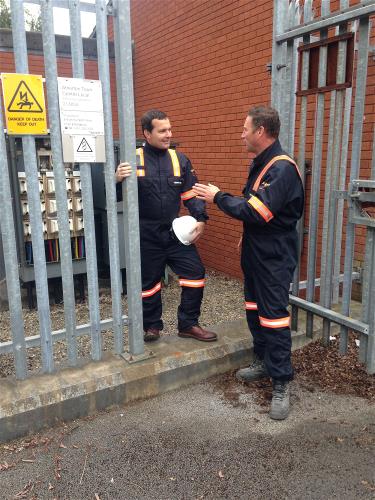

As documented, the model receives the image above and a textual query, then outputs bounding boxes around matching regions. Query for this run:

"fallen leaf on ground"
[0,462,16,471]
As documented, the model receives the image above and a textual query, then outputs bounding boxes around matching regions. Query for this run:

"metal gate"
[0,0,144,380]
[272,0,375,372]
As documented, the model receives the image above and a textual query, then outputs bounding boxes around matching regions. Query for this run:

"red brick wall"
[130,0,275,278]
[2,0,373,285]
[130,0,375,284]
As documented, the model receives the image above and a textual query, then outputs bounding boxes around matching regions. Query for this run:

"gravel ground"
[1,270,375,498]
[0,378,374,499]
[0,270,244,378]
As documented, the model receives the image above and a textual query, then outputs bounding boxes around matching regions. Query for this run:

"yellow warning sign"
[1,73,47,135]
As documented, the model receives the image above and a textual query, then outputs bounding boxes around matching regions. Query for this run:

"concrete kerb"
[0,319,314,443]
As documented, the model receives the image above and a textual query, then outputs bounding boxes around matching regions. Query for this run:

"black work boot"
[144,328,160,342]
[236,355,268,383]
[269,380,290,420]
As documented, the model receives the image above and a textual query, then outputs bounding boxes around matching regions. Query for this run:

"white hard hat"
[172,216,197,245]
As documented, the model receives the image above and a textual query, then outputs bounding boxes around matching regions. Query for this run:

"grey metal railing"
[0,0,143,378]
[272,0,375,373]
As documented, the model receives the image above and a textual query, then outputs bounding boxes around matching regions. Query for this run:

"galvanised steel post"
[282,0,300,155]
[95,0,124,354]
[291,0,312,331]
[340,15,370,354]
[287,0,301,156]
[321,17,348,343]
[320,90,337,308]
[271,0,288,113]
[333,83,352,303]
[41,0,78,365]
[365,126,375,372]
[305,0,330,338]
[68,0,102,361]
[113,0,144,356]
[10,0,54,373]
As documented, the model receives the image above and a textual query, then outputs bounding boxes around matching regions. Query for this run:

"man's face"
[241,116,261,153]
[144,118,172,150]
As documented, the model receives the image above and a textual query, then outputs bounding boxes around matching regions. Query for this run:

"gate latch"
[348,179,375,227]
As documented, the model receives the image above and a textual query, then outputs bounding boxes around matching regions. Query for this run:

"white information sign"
[57,77,106,163]
[73,135,96,163]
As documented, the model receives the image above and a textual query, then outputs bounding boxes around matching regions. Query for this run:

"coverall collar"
[252,139,282,169]
[144,141,168,156]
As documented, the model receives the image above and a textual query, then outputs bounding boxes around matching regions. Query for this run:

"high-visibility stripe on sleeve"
[181,189,196,201]
[248,195,274,222]
[245,301,258,310]
[137,169,145,177]
[136,148,144,167]
[259,315,290,329]
[252,155,301,192]
[179,278,205,288]
[168,149,181,177]
[141,282,161,298]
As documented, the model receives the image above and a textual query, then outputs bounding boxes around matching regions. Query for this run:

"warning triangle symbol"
[77,138,93,153]
[7,80,43,113]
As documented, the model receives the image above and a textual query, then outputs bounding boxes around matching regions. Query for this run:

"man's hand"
[115,162,132,183]
[193,183,220,203]
[191,221,205,244]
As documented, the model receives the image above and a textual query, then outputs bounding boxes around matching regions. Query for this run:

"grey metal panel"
[19,259,86,283]
[41,0,78,366]
[10,0,54,373]
[69,0,101,361]
[113,0,144,356]
[95,0,124,355]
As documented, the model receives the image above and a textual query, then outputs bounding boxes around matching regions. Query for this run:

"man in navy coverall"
[116,109,217,344]
[193,106,304,419]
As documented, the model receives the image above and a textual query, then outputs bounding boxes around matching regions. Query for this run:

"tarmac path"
[0,376,374,499]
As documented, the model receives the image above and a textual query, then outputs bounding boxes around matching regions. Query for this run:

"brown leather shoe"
[178,325,217,342]
[144,328,160,342]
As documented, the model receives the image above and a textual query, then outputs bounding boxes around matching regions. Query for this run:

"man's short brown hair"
[248,105,280,139]
[141,109,168,133]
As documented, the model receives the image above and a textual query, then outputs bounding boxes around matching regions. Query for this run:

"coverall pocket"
[138,178,153,189]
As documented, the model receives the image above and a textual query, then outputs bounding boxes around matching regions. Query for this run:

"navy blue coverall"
[214,139,304,381]
[118,142,208,332]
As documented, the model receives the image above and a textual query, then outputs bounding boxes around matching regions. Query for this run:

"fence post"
[10,0,54,373]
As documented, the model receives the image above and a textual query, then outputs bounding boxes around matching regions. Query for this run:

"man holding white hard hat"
[116,109,217,343]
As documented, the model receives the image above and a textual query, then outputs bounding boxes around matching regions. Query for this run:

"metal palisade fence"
[0,0,144,379]
[272,0,375,372]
